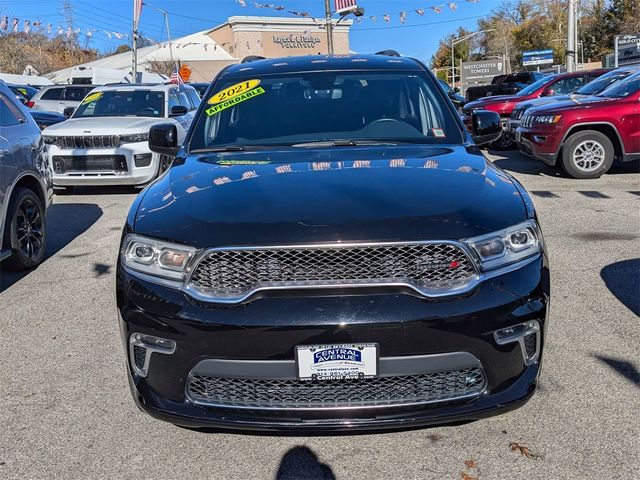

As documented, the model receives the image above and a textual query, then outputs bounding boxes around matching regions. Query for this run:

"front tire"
[2,187,47,271]
[560,130,614,179]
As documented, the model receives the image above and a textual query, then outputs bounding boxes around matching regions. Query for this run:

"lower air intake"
[187,367,486,409]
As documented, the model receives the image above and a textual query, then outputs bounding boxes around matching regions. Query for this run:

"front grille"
[187,367,486,409]
[51,135,121,149]
[521,115,535,128]
[52,155,127,173]
[188,242,478,301]
[510,109,525,120]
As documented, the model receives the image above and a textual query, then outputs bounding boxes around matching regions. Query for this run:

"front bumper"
[516,128,561,166]
[117,255,550,431]
[46,142,159,186]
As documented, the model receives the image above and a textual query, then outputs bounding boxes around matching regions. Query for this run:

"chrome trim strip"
[129,333,176,377]
[494,320,541,366]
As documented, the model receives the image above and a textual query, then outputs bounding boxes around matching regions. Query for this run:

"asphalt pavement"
[1,150,638,480]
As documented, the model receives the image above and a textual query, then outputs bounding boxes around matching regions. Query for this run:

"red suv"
[462,69,609,148]
[516,71,640,179]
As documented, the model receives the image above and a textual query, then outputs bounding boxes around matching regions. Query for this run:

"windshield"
[189,71,462,150]
[517,75,554,96]
[597,72,640,98]
[576,70,633,95]
[73,90,165,118]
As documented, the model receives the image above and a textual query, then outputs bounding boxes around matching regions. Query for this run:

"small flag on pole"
[170,65,184,84]
[133,0,143,30]
[335,0,357,14]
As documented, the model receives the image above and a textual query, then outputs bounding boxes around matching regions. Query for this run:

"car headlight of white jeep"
[120,132,149,144]
[122,234,195,283]
[463,220,542,271]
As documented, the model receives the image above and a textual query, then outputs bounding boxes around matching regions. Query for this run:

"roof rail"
[375,50,401,57]
[241,55,266,63]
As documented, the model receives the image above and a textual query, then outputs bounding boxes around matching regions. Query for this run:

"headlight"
[120,132,149,143]
[533,115,561,125]
[463,220,542,271]
[121,234,195,283]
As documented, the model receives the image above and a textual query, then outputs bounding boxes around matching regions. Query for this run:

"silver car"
[28,84,95,114]
[0,80,52,270]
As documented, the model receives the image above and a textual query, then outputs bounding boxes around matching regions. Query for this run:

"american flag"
[170,66,184,84]
[335,0,357,14]
[133,0,143,30]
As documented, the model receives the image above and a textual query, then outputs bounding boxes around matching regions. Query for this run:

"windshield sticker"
[81,92,103,104]
[205,86,265,116]
[17,87,28,95]
[432,128,446,138]
[208,79,261,105]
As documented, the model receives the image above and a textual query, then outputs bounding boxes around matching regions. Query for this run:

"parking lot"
[0,150,638,480]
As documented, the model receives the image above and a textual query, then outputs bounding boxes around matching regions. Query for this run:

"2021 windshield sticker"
[208,79,261,105]
[205,84,265,117]
[81,92,103,104]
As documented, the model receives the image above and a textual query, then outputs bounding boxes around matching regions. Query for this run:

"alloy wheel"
[572,140,605,172]
[15,198,44,261]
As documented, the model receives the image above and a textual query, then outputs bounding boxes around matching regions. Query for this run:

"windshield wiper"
[291,140,400,147]
[190,146,246,153]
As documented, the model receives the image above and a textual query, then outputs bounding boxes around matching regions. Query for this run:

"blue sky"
[1,0,500,63]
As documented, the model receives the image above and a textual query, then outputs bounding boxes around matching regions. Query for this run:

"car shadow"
[600,259,640,317]
[0,202,103,292]
[487,149,562,177]
[592,354,640,388]
[275,446,335,480]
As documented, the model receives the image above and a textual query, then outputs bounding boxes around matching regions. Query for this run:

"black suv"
[117,54,549,431]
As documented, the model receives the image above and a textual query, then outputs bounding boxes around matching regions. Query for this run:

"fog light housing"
[134,153,153,168]
[494,320,540,365]
[129,333,176,377]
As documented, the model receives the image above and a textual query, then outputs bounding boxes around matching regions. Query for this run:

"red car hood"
[465,93,536,112]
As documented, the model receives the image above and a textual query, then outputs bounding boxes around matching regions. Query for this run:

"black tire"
[490,130,515,150]
[2,187,47,271]
[560,130,614,179]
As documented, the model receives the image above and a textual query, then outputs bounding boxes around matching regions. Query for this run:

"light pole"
[566,0,577,72]
[145,3,174,70]
[450,29,494,87]
[324,1,364,54]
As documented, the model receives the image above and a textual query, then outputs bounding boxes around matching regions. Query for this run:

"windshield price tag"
[205,86,265,116]
[208,79,261,105]
[432,128,446,138]
[81,92,103,104]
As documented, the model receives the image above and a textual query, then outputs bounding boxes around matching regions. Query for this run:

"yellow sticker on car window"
[82,92,103,104]
[208,79,261,105]
[205,86,265,117]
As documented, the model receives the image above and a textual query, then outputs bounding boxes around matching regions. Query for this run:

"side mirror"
[541,87,555,97]
[170,105,188,117]
[471,110,502,146]
[453,87,460,93]
[149,123,179,157]
[63,107,75,119]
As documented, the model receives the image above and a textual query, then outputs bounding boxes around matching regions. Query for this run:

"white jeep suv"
[43,83,200,187]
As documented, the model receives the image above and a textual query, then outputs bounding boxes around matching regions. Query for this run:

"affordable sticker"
[208,79,261,105]
[205,86,265,116]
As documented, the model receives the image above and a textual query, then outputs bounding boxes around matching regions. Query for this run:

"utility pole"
[566,0,576,72]
[324,0,334,54]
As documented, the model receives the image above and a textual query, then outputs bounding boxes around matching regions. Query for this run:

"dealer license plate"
[296,343,378,381]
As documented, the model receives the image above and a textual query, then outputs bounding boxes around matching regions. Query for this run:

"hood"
[43,116,165,135]
[133,145,528,248]
[466,93,532,110]
[527,95,616,115]
[515,94,574,111]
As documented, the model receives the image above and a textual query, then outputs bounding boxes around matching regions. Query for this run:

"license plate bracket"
[295,343,378,381]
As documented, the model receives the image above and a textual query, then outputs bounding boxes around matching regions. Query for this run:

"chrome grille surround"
[51,135,121,149]
[521,115,534,128]
[510,108,525,120]
[186,241,480,303]
[186,367,486,410]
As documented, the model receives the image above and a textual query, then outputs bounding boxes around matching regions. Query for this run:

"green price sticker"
[205,87,265,117]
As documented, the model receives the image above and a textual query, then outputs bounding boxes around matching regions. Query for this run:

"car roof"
[219,54,423,79]
[92,83,196,93]
[556,68,611,79]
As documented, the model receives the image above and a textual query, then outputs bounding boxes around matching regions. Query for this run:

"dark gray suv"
[0,80,52,270]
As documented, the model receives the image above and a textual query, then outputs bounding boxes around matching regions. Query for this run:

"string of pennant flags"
[236,0,480,24]
[0,0,480,49]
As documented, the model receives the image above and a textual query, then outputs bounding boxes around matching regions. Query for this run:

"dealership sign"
[615,34,640,66]
[522,49,554,66]
[273,35,321,49]
[461,59,504,85]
